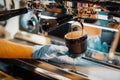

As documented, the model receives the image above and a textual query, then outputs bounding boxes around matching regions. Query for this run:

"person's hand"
[32,44,95,65]
[32,44,68,59]
[32,44,81,65]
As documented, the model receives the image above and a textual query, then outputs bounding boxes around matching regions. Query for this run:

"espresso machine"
[0,0,120,80]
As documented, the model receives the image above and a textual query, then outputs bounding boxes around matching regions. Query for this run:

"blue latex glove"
[32,44,69,59]
[32,44,81,65]
[32,39,109,65]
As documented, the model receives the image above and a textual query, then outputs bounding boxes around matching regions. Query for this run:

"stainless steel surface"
[49,58,120,80]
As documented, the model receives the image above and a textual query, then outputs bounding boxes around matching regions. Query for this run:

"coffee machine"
[0,0,120,80]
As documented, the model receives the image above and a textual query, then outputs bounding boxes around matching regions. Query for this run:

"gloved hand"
[32,44,81,65]
[32,44,68,59]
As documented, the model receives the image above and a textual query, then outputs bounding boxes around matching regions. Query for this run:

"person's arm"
[0,38,33,58]
[0,38,79,65]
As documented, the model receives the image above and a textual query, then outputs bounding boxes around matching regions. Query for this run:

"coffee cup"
[64,31,87,57]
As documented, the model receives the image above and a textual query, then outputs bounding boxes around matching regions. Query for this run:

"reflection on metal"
[35,68,71,80]
[68,20,119,32]
[15,31,51,45]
